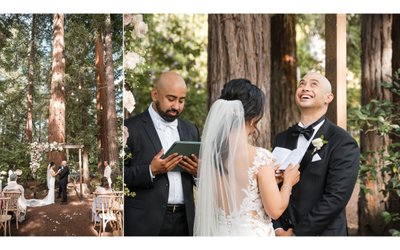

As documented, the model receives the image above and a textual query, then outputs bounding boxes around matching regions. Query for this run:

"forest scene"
[124,14,399,236]
[0,14,123,236]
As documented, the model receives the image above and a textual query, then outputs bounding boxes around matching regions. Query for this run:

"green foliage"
[296,14,325,76]
[0,14,123,187]
[124,14,208,132]
[349,69,400,235]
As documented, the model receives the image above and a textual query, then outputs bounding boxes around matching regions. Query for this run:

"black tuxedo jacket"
[58,165,70,185]
[124,110,200,236]
[273,118,359,236]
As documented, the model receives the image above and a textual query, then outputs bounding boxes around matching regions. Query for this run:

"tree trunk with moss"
[359,14,392,236]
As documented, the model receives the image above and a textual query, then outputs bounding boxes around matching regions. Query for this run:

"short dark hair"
[219,78,265,123]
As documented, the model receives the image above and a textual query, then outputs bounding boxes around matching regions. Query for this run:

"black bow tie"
[291,116,326,140]
[291,125,314,140]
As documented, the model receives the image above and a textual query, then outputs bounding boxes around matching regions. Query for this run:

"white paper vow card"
[272,146,307,170]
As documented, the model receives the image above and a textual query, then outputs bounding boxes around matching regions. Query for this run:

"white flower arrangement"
[312,135,328,154]
[124,51,145,70]
[123,89,136,113]
[123,126,129,147]
[29,141,64,174]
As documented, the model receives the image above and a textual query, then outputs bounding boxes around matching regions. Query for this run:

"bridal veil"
[194,99,251,236]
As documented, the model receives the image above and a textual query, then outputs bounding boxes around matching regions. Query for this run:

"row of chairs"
[0,191,21,236]
[92,191,124,236]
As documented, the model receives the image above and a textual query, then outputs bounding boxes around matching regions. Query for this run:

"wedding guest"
[92,177,113,223]
[3,174,27,222]
[124,71,200,236]
[273,72,360,236]
[95,177,113,194]
[103,160,112,188]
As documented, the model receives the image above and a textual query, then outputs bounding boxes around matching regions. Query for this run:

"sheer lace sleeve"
[252,148,275,174]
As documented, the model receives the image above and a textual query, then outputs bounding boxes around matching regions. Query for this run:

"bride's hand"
[282,163,300,186]
[274,164,283,184]
[275,228,294,236]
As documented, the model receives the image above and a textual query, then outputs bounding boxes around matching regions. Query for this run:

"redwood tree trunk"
[359,14,393,236]
[208,14,272,148]
[95,30,107,172]
[270,14,299,141]
[48,14,66,166]
[104,14,119,172]
[25,14,36,142]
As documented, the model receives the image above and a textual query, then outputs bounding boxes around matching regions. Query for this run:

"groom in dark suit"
[58,160,70,205]
[273,72,359,236]
[124,71,200,236]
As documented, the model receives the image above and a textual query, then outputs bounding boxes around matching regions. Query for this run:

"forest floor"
[8,182,121,237]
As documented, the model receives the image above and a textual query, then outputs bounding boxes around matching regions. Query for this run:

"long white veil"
[194,99,250,236]
[47,163,51,190]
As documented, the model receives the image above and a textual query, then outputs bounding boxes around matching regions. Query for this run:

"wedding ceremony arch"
[29,142,86,201]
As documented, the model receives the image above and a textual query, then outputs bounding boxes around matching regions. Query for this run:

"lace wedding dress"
[215,147,275,236]
[194,100,276,236]
[24,167,56,207]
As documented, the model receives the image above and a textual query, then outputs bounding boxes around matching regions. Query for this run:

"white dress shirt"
[296,119,325,149]
[148,104,184,205]
[104,165,112,187]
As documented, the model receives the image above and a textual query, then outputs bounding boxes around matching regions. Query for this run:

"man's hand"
[275,228,294,236]
[150,150,183,176]
[179,154,199,176]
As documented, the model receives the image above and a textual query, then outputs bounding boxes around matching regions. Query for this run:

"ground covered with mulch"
[8,182,118,236]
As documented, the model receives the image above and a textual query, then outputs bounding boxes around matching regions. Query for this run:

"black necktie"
[291,116,325,140]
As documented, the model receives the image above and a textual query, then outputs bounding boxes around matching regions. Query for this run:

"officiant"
[272,72,359,236]
[124,71,200,236]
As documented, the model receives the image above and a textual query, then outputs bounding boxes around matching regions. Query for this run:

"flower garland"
[29,141,64,175]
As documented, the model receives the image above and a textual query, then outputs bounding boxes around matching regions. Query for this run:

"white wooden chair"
[0,197,12,236]
[111,191,124,232]
[2,190,21,230]
[97,195,117,236]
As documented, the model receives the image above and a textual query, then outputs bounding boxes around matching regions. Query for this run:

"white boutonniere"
[312,134,328,154]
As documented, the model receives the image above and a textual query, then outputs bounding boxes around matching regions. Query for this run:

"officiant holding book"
[273,72,359,236]
[124,71,200,236]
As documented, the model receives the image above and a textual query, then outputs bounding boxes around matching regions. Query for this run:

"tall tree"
[208,14,272,148]
[270,14,299,140]
[48,14,66,165]
[104,14,119,169]
[25,14,36,142]
[95,30,107,171]
[359,14,393,235]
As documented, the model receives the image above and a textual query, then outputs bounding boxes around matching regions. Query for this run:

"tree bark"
[208,14,272,148]
[48,14,66,166]
[104,14,119,172]
[95,30,107,172]
[25,14,36,143]
[270,14,299,141]
[359,14,392,236]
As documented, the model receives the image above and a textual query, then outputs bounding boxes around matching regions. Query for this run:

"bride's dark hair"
[219,78,265,122]
[219,78,265,141]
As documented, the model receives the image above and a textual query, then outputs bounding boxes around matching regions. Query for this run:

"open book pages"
[272,146,308,170]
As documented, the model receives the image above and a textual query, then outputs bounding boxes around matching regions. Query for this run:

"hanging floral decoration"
[29,141,64,175]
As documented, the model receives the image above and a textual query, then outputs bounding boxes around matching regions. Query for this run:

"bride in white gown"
[24,162,60,207]
[194,79,300,236]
